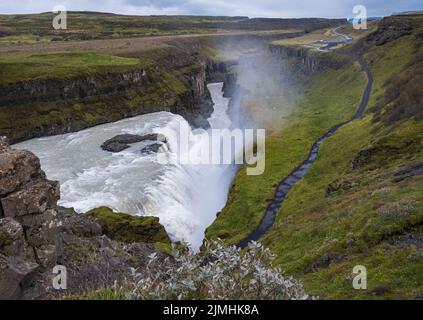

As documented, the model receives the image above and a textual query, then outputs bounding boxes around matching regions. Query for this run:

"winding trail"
[306,26,353,51]
[238,33,373,248]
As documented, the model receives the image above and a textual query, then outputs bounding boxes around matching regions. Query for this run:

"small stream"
[239,55,373,248]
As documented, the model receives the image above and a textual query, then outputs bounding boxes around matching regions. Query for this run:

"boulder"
[101,141,129,153]
[0,137,43,197]
[22,209,61,268]
[101,133,167,153]
[57,206,102,238]
[0,217,31,258]
[0,255,38,300]
[1,179,60,218]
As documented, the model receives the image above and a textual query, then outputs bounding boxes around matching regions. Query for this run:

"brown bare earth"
[0,29,300,56]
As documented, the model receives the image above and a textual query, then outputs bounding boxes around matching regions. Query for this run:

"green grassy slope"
[207,15,423,299]
[0,52,141,85]
[262,18,423,299]
[205,59,367,244]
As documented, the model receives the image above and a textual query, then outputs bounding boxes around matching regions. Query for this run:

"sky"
[0,0,422,18]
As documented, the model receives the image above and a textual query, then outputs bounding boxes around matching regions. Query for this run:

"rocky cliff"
[219,38,353,100]
[0,137,169,299]
[0,51,213,144]
[0,70,148,106]
[268,44,350,75]
[206,59,238,83]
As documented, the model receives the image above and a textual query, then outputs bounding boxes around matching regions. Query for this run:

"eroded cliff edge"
[0,137,170,299]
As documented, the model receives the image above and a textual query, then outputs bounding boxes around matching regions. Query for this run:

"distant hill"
[0,11,345,43]
[347,17,383,24]
[392,11,423,16]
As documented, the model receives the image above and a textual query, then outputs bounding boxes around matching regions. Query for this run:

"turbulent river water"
[15,83,237,250]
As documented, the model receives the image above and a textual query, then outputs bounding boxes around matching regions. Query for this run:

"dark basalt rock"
[222,73,237,98]
[325,179,353,197]
[0,255,39,300]
[308,253,347,272]
[141,143,163,154]
[392,232,423,249]
[0,136,61,299]
[101,133,167,152]
[393,160,423,182]
[368,24,412,46]
[191,115,211,129]
[350,147,380,170]
[101,141,129,152]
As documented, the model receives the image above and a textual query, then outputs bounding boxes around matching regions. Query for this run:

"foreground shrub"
[128,240,310,300]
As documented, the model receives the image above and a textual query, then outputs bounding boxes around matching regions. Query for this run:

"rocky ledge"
[0,137,170,299]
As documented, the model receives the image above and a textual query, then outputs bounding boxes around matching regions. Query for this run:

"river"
[14,83,237,250]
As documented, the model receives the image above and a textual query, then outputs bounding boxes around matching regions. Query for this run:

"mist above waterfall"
[216,38,300,132]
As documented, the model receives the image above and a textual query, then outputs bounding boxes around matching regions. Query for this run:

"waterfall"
[14,83,237,250]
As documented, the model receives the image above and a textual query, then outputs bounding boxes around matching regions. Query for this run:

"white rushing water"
[14,83,237,250]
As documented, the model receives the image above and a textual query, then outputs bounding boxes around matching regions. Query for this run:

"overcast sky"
[0,0,422,18]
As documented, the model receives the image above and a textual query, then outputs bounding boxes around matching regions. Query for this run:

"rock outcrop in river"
[101,133,167,153]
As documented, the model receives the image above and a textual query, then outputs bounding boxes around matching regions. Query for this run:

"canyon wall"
[268,44,350,75]
[0,51,213,144]
[221,40,353,101]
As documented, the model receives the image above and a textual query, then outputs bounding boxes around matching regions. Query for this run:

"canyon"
[1,12,422,300]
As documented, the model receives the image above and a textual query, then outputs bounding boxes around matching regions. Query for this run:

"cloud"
[0,0,422,18]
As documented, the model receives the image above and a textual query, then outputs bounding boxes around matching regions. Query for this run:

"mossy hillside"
[205,17,423,299]
[260,24,423,299]
[205,59,367,245]
[368,38,423,123]
[0,52,142,85]
[0,47,196,93]
[262,117,423,298]
[87,206,171,247]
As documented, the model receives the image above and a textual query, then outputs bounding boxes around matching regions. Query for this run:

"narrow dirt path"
[238,40,373,248]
